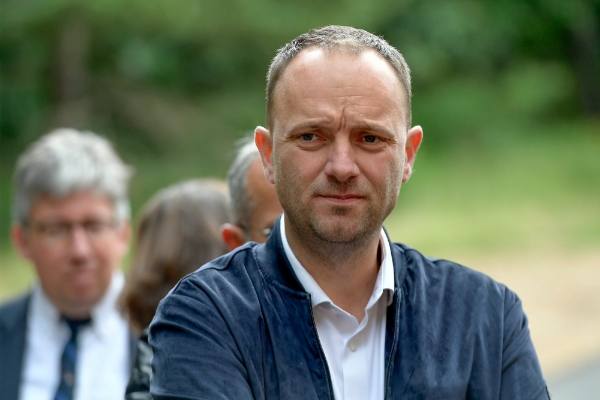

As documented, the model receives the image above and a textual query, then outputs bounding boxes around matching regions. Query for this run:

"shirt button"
[349,341,357,352]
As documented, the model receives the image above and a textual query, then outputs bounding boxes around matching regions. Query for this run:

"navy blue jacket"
[150,220,549,399]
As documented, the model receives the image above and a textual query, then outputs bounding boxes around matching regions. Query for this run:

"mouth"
[317,194,364,205]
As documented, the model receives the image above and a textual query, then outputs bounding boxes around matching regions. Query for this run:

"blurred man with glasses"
[0,128,134,400]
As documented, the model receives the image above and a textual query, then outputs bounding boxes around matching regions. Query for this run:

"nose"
[69,225,94,259]
[324,139,360,182]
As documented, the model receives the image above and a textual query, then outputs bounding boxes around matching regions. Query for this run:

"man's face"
[246,157,283,242]
[13,191,129,318]
[259,48,421,246]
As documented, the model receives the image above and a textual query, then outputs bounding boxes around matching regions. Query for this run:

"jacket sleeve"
[148,278,256,400]
[500,289,550,399]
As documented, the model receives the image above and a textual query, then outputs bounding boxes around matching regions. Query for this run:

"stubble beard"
[276,170,400,263]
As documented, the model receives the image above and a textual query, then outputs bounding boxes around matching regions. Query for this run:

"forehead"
[271,48,406,128]
[29,191,114,221]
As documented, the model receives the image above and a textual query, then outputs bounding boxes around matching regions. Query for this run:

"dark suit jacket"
[0,294,29,400]
[0,292,137,400]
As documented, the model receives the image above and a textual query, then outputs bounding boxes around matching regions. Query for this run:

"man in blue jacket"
[150,25,549,399]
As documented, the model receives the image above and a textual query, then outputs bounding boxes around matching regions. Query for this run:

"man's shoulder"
[0,292,31,318]
[160,242,260,306]
[0,291,31,332]
[185,242,258,282]
[391,242,509,299]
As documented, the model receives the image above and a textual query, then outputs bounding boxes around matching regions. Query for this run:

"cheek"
[29,244,65,273]
[97,243,126,271]
[32,255,66,294]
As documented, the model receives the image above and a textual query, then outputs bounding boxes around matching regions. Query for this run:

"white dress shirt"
[281,216,394,400]
[20,272,131,400]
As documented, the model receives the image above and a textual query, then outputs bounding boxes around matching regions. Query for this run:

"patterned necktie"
[54,317,92,400]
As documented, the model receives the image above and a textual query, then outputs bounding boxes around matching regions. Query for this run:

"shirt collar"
[31,271,126,340]
[280,215,395,308]
[90,270,126,339]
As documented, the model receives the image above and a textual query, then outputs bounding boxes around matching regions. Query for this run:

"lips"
[317,193,364,204]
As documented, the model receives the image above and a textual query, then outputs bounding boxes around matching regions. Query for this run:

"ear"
[254,126,275,184]
[403,125,424,183]
[221,223,247,251]
[12,224,33,261]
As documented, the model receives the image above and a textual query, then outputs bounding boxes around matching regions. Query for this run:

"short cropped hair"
[227,138,260,228]
[12,128,133,226]
[120,179,230,332]
[266,25,412,130]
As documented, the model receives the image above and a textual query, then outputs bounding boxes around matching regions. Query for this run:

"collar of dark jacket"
[253,215,409,296]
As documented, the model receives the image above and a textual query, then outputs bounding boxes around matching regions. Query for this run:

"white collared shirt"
[281,216,394,400]
[20,272,131,400]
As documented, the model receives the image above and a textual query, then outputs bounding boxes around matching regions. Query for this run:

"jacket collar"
[254,216,306,293]
[253,215,408,294]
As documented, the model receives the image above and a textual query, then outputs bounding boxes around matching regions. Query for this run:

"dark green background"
[1,0,599,249]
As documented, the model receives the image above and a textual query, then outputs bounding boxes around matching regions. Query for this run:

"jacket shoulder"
[156,242,260,315]
[178,242,258,288]
[391,242,510,302]
[0,292,31,330]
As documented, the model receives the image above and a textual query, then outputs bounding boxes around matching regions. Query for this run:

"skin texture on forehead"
[269,46,409,133]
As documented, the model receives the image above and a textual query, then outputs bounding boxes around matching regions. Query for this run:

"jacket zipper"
[383,289,401,400]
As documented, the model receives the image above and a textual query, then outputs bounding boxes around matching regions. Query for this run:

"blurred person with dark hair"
[0,128,134,400]
[124,144,282,399]
[122,179,230,400]
[121,179,230,334]
[150,25,549,399]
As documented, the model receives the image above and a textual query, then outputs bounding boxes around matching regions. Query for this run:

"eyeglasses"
[26,218,118,247]
[252,226,273,237]
[242,224,274,238]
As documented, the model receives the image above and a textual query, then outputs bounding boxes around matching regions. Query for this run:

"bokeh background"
[1,0,599,391]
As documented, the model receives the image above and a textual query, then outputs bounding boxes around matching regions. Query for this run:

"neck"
[59,305,93,320]
[284,217,382,321]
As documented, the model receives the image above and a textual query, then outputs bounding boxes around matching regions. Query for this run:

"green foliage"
[386,119,600,257]
[0,0,598,249]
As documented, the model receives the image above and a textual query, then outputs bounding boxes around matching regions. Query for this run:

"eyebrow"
[352,122,394,134]
[285,120,394,135]
[286,120,329,133]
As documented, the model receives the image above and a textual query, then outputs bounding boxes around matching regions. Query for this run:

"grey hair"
[266,25,412,130]
[12,128,133,226]
[226,137,260,228]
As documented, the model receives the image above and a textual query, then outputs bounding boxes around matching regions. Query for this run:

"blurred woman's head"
[121,179,230,332]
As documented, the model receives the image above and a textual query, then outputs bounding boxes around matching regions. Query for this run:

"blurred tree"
[0,0,598,245]
[378,0,599,148]
[1,0,597,152]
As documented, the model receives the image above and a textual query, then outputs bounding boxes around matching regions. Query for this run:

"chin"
[314,222,370,244]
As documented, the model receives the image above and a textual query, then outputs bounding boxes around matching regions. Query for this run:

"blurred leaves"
[0,0,598,245]
[1,0,597,151]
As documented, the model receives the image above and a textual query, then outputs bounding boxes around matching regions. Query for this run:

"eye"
[45,223,69,236]
[83,220,105,234]
[301,133,315,141]
[364,135,377,143]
